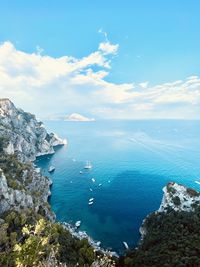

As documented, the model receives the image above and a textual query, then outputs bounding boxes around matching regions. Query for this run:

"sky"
[0,0,200,119]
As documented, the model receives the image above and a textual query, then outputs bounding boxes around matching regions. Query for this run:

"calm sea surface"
[35,120,200,253]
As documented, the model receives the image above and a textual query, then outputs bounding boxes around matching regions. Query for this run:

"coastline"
[61,221,118,258]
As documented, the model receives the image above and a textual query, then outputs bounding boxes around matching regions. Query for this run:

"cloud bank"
[0,41,200,119]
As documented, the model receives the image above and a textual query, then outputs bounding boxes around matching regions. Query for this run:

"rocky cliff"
[0,98,66,220]
[159,182,200,212]
[0,98,66,162]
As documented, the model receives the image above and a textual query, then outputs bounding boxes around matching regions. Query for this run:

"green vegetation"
[172,196,181,206]
[0,153,31,191]
[0,210,113,267]
[166,183,176,195]
[122,207,200,267]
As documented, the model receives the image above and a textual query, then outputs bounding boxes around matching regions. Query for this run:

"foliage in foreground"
[0,210,100,267]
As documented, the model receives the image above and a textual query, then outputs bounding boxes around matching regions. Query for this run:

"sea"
[35,120,200,253]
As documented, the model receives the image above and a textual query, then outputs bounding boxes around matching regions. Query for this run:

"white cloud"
[98,41,119,55]
[0,41,200,119]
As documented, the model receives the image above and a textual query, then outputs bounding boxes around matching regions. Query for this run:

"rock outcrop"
[159,182,200,212]
[0,168,33,214]
[0,98,67,162]
[0,98,66,220]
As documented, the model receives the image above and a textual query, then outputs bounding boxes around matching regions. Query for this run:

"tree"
[14,219,59,267]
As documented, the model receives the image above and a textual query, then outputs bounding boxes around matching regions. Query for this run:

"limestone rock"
[0,98,66,162]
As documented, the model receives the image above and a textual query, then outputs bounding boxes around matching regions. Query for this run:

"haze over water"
[35,120,200,253]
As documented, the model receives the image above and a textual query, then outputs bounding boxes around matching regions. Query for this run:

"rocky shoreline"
[61,221,118,258]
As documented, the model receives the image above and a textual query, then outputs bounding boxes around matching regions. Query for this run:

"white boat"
[48,166,55,173]
[195,181,200,185]
[91,178,95,183]
[123,241,129,250]
[84,160,92,169]
[88,201,94,205]
[89,198,94,202]
[75,221,81,228]
[80,171,83,174]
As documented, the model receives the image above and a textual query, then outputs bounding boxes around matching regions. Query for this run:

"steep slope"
[0,98,66,161]
[0,98,66,219]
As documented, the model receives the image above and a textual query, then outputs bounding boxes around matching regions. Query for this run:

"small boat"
[98,183,102,186]
[75,221,81,228]
[84,160,92,169]
[195,181,200,185]
[91,178,95,183]
[123,241,129,250]
[88,201,94,205]
[89,188,93,192]
[89,198,94,202]
[80,171,83,174]
[48,166,55,173]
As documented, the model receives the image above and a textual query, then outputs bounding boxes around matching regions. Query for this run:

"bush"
[172,196,181,206]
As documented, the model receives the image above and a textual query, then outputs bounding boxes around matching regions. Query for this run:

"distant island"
[64,113,95,122]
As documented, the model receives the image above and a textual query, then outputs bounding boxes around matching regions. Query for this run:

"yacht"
[123,241,129,250]
[84,160,92,169]
[48,166,55,173]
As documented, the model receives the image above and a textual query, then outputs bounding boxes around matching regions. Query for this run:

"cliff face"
[159,182,200,212]
[0,98,66,220]
[0,168,33,214]
[0,98,66,162]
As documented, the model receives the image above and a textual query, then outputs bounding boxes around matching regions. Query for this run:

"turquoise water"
[35,120,200,253]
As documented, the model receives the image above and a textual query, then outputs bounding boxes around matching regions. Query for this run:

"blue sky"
[0,0,200,119]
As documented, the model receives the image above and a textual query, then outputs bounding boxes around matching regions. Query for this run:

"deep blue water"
[35,120,200,253]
